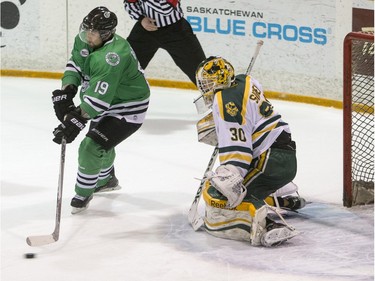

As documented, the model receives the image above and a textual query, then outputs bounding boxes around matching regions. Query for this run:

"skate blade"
[71,204,90,214]
[94,184,122,193]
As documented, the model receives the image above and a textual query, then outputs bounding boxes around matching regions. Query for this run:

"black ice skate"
[260,217,299,247]
[71,194,93,214]
[280,196,306,211]
[94,175,121,193]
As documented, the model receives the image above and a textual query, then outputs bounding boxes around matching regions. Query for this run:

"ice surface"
[1,77,373,281]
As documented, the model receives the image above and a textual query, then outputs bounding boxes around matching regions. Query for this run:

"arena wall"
[1,0,373,104]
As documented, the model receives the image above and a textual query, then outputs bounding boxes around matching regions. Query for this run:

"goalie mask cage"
[343,31,374,207]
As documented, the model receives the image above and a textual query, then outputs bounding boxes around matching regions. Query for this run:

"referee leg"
[161,18,206,85]
[127,22,160,70]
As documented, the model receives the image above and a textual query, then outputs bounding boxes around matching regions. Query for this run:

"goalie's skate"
[71,195,93,214]
[260,219,299,247]
[282,196,306,211]
[94,175,121,193]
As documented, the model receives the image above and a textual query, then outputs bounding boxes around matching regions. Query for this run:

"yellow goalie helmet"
[196,56,235,107]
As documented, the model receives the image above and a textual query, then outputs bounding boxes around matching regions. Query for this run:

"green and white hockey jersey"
[212,74,291,177]
[61,34,150,124]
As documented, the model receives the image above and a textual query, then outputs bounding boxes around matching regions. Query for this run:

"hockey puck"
[24,253,36,259]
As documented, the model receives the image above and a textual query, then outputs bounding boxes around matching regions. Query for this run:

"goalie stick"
[187,147,219,230]
[26,138,66,247]
[188,40,264,231]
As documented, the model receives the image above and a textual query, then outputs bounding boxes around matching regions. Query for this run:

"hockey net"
[343,31,374,207]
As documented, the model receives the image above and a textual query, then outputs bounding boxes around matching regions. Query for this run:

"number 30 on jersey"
[230,128,246,142]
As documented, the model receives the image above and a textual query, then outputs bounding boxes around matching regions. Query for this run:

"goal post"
[343,31,374,207]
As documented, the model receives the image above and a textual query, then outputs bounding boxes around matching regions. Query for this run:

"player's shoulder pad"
[216,76,248,125]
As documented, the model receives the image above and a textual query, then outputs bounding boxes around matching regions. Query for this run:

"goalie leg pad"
[203,185,298,246]
[204,204,252,242]
[249,205,268,246]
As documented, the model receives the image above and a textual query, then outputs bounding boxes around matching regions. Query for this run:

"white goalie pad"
[193,94,210,114]
[203,187,298,246]
[204,204,252,242]
[197,112,218,146]
[250,205,268,246]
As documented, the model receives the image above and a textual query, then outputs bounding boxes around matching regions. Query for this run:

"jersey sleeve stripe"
[253,114,281,134]
[224,161,251,171]
[219,145,252,154]
[252,121,278,142]
[240,75,251,125]
[252,131,271,150]
[216,91,225,120]
[219,152,252,163]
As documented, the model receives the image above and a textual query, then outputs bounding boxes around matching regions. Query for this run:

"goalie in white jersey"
[195,56,305,246]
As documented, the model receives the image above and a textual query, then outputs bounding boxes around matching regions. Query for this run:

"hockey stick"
[246,40,264,75]
[26,138,66,246]
[187,147,219,230]
[188,40,264,231]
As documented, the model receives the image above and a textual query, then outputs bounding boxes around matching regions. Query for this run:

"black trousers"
[87,117,142,151]
[127,18,206,85]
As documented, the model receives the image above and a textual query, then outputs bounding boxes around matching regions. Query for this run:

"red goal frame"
[343,31,374,207]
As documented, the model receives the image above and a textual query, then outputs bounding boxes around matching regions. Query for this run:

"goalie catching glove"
[53,109,87,144]
[206,164,247,208]
[52,85,78,122]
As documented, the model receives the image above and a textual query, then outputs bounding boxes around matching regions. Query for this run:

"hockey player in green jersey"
[52,7,150,214]
[195,56,305,246]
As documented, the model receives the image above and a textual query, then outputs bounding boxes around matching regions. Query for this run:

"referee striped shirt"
[124,0,184,28]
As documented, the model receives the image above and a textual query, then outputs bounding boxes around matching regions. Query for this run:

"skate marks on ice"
[162,202,374,281]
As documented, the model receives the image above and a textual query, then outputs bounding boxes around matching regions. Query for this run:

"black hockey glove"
[53,110,87,144]
[52,85,78,122]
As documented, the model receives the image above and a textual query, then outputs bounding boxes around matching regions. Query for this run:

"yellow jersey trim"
[240,75,251,125]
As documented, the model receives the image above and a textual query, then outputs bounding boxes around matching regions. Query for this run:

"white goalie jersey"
[211,74,291,177]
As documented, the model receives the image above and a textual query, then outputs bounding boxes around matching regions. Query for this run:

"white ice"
[1,77,373,281]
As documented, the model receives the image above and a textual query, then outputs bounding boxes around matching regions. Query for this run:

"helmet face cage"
[79,24,100,44]
[196,56,235,107]
[79,7,117,43]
